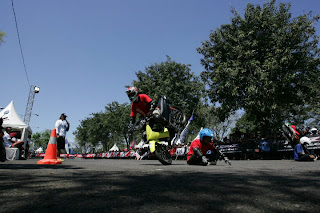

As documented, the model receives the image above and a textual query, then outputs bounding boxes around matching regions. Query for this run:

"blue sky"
[1,0,319,146]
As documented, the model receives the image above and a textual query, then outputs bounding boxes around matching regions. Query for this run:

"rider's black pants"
[298,154,315,161]
[187,148,219,165]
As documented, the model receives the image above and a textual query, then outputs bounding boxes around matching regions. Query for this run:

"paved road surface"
[0,158,319,212]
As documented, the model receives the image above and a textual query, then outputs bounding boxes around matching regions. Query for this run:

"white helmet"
[311,128,317,133]
[300,136,312,146]
[126,87,139,103]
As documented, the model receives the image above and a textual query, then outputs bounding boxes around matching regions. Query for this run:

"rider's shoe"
[57,157,64,162]
[224,159,231,165]
[201,156,208,166]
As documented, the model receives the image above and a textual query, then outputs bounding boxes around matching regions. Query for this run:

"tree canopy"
[131,56,204,117]
[73,102,130,151]
[31,130,51,150]
[198,0,320,135]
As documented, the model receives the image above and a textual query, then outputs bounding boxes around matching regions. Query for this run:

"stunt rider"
[126,86,155,130]
[126,86,181,146]
[187,128,219,166]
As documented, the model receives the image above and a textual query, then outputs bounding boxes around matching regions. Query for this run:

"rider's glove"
[139,119,146,127]
[152,108,161,119]
[128,117,136,133]
[149,101,156,112]
[146,101,156,118]
[201,156,208,166]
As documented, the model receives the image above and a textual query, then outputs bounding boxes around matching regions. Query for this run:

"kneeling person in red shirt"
[187,128,218,166]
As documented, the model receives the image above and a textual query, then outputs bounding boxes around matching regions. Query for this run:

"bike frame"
[146,125,170,153]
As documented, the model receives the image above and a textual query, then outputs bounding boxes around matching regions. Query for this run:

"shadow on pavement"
[0,163,319,213]
[0,164,82,170]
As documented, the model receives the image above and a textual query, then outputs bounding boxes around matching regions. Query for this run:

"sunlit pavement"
[0,159,319,212]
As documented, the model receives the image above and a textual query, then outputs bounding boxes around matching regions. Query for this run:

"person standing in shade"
[55,113,69,161]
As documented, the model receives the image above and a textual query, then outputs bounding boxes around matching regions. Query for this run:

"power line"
[11,0,31,87]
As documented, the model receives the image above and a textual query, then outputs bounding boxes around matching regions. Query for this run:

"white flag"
[176,114,193,145]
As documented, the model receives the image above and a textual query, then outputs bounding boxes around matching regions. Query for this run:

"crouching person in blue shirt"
[294,137,317,161]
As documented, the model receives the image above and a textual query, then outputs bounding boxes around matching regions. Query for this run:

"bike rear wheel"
[282,124,295,142]
[154,144,172,165]
[169,105,186,131]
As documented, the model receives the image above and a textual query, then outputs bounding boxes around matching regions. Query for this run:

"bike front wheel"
[154,144,172,165]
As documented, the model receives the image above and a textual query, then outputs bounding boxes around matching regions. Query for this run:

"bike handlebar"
[128,115,153,134]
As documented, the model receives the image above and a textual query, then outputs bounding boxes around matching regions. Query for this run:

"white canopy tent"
[134,140,145,149]
[35,147,43,153]
[109,143,119,152]
[0,101,32,146]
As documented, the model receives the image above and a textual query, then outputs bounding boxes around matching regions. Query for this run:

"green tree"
[73,102,131,151]
[232,113,256,135]
[73,118,89,148]
[104,102,131,149]
[74,112,109,151]
[308,68,320,126]
[198,0,320,135]
[194,104,240,141]
[131,56,204,118]
[0,31,6,45]
[31,130,51,150]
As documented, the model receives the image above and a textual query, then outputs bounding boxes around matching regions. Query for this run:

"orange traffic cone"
[37,129,62,165]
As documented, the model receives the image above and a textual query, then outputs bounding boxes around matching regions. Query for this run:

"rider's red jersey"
[130,94,152,118]
[187,139,216,161]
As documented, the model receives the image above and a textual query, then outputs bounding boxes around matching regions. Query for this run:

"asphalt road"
[0,158,319,213]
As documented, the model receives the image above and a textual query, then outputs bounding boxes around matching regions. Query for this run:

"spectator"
[185,142,191,154]
[55,113,70,161]
[2,128,25,160]
[140,147,150,160]
[310,128,318,136]
[175,145,185,160]
[294,137,317,161]
[25,134,31,158]
[302,127,311,136]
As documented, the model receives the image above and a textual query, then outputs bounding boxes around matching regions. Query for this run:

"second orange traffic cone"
[37,129,62,165]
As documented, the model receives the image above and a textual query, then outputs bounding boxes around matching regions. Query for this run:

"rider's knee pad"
[193,147,203,157]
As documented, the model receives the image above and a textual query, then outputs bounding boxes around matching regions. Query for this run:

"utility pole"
[23,85,40,125]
